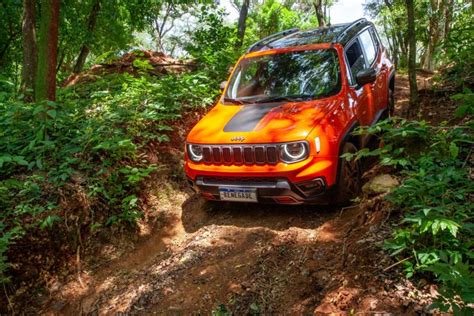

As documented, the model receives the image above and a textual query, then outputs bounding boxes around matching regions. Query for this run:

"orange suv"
[185,19,395,205]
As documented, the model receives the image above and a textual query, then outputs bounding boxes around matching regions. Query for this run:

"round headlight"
[187,144,203,162]
[281,142,308,163]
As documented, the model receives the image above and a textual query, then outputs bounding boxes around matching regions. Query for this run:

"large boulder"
[362,174,399,195]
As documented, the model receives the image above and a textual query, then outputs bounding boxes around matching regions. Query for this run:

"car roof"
[247,18,373,53]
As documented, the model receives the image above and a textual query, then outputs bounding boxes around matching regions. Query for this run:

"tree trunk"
[73,0,100,73]
[443,0,454,41]
[422,0,445,71]
[21,0,37,97]
[35,0,60,102]
[73,46,90,74]
[313,0,326,27]
[406,0,418,107]
[235,0,250,48]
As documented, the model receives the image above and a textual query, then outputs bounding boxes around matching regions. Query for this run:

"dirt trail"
[42,77,433,315]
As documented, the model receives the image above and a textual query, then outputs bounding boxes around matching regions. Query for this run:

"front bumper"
[187,175,334,205]
[185,155,339,204]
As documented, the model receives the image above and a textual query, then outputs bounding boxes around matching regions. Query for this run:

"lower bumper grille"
[197,176,290,189]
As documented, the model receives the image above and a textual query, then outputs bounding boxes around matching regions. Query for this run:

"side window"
[359,29,377,65]
[345,39,365,84]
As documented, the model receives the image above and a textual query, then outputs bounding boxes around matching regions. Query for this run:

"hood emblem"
[231,136,245,142]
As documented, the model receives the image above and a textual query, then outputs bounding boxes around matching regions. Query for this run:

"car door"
[359,28,386,123]
[344,37,373,127]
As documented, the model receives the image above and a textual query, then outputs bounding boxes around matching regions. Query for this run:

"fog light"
[296,177,326,196]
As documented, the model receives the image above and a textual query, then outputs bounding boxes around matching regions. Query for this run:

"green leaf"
[40,215,61,230]
[12,156,28,166]
[33,105,44,115]
[449,142,459,158]
[46,109,57,119]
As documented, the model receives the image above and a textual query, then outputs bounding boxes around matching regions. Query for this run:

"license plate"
[219,187,257,202]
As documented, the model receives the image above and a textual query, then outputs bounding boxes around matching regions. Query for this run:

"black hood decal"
[223,104,281,132]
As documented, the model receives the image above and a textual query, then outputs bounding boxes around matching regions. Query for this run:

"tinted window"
[225,49,341,101]
[359,29,377,65]
[346,40,365,81]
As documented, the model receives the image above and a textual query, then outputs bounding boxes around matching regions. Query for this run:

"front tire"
[334,142,361,206]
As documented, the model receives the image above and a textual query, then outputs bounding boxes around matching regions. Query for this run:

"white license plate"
[219,187,257,202]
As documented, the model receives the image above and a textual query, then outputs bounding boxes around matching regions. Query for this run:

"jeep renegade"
[185,18,395,205]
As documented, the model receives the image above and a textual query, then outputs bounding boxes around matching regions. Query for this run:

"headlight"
[187,144,203,162]
[280,141,309,163]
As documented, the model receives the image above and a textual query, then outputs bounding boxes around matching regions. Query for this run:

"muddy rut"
[45,191,398,314]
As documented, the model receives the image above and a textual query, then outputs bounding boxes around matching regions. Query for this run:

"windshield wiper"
[223,97,253,105]
[253,94,314,103]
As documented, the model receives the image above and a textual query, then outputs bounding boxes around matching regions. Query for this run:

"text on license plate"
[219,187,257,202]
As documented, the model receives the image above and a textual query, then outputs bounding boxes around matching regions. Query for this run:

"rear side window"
[346,40,365,82]
[359,29,377,65]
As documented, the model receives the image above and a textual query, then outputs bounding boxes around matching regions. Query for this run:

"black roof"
[248,18,372,53]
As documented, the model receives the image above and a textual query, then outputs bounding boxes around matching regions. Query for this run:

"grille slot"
[255,146,265,164]
[212,147,221,163]
[201,145,279,165]
[222,147,232,163]
[203,147,212,163]
[266,146,278,164]
[243,147,253,164]
[233,147,243,164]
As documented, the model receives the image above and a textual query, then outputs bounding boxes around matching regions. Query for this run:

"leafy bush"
[0,70,217,283]
[344,118,473,313]
[185,5,240,82]
[439,6,474,87]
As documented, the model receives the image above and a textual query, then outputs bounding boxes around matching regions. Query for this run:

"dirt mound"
[62,50,196,87]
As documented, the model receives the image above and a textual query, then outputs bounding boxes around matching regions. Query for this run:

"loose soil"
[10,74,447,314]
[0,73,456,315]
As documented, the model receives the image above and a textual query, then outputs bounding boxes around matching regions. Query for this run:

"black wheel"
[333,142,361,206]
[388,88,395,117]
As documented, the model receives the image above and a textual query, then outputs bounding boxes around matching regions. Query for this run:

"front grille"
[201,145,279,165]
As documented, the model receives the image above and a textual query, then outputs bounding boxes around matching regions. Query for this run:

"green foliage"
[346,118,473,313]
[0,0,22,83]
[245,0,316,44]
[439,6,474,87]
[212,304,231,316]
[0,69,216,283]
[452,88,474,118]
[185,5,240,81]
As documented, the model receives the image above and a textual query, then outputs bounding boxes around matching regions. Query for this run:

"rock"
[362,174,399,195]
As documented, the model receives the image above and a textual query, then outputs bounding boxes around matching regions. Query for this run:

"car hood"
[187,98,341,144]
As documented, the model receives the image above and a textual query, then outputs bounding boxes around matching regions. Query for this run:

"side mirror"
[219,81,227,91]
[355,68,377,86]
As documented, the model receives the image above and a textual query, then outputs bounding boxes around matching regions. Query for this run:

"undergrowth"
[344,114,473,313]
[0,70,218,284]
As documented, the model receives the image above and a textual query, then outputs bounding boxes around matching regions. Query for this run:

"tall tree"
[21,0,37,96]
[235,0,250,48]
[421,0,446,71]
[73,0,101,74]
[313,0,327,26]
[405,0,418,106]
[35,0,60,101]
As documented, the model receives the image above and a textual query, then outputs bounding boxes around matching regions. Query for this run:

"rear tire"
[388,88,395,117]
[333,142,361,206]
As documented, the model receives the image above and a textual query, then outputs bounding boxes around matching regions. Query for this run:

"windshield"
[225,49,341,103]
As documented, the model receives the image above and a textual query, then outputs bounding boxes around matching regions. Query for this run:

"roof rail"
[247,28,300,53]
[333,18,368,43]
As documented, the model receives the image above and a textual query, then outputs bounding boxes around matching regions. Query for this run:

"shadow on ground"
[181,193,341,233]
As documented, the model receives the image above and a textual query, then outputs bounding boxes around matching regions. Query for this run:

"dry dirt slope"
[40,77,436,315]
